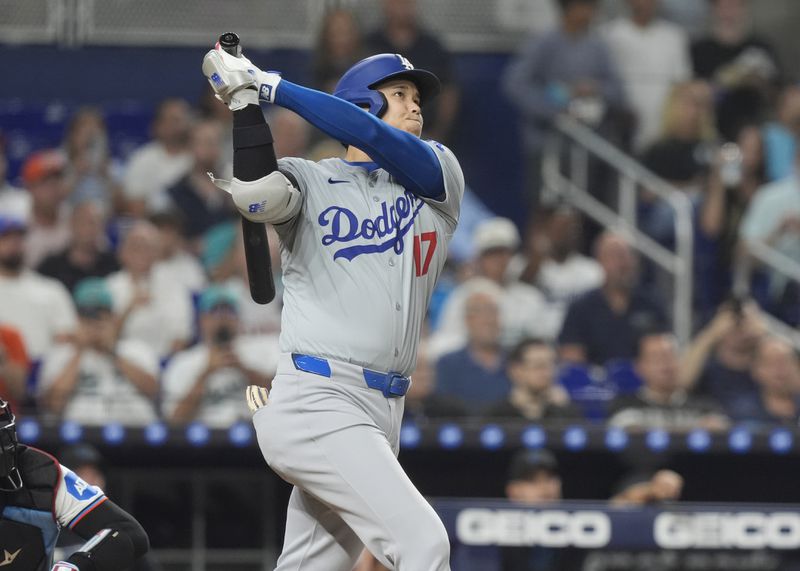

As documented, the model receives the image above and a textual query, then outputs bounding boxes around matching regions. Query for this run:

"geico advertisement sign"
[655,513,800,549]
[455,509,611,547]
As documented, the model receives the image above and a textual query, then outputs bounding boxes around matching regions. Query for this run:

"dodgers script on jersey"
[275,140,464,376]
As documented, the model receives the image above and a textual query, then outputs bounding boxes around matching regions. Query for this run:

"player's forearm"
[114,356,158,399]
[42,353,83,414]
[169,373,210,424]
[274,81,444,199]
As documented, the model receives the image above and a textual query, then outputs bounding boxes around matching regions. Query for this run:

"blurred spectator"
[691,0,780,140]
[680,299,765,412]
[61,107,123,212]
[558,231,667,365]
[501,449,582,570]
[404,342,467,421]
[603,0,691,151]
[763,85,800,182]
[0,213,77,361]
[641,80,716,186]
[697,124,764,310]
[150,210,206,295]
[609,469,684,505]
[162,285,277,427]
[434,282,511,414]
[517,206,603,318]
[19,149,72,268]
[366,0,460,143]
[313,8,366,94]
[106,220,193,359]
[203,222,283,335]
[433,218,558,357]
[38,278,159,425]
[503,0,624,212]
[484,338,581,422]
[729,335,800,425]
[740,145,800,318]
[608,331,729,431]
[640,80,717,244]
[270,108,313,160]
[505,448,562,503]
[159,119,236,241]
[0,324,30,412]
[36,200,119,293]
[123,98,193,216]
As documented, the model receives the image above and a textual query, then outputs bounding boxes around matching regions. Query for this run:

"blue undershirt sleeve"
[274,80,445,200]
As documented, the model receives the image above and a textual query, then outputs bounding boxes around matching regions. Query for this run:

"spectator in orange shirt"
[0,323,31,412]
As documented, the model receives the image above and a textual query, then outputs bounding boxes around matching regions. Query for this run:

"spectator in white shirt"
[517,206,604,318]
[431,217,559,360]
[603,0,692,150]
[106,220,193,360]
[150,210,206,296]
[162,285,277,427]
[0,213,77,361]
[37,277,159,426]
[122,98,193,216]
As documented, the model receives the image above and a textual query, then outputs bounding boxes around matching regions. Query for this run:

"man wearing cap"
[161,285,277,427]
[37,278,159,426]
[0,213,77,362]
[431,217,559,359]
[19,149,72,268]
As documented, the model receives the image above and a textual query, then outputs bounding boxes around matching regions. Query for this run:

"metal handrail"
[543,114,695,346]
[747,239,800,285]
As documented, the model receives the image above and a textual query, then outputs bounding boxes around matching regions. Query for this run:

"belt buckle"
[384,373,409,398]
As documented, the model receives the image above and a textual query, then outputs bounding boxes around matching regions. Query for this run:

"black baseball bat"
[219,32,276,305]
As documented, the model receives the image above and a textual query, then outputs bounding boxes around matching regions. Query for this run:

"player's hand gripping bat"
[218,32,276,305]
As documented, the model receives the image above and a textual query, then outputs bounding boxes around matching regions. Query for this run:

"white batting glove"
[51,563,80,571]
[246,385,269,413]
[202,44,281,110]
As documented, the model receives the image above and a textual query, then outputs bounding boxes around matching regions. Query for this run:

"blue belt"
[291,353,410,398]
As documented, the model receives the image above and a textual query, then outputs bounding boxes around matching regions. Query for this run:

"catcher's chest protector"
[0,446,61,570]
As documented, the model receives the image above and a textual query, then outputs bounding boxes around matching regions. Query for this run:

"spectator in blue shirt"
[503,0,625,211]
[558,231,668,365]
[435,281,511,414]
[729,335,800,425]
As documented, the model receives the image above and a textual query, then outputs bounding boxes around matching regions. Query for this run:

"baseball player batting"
[202,39,463,570]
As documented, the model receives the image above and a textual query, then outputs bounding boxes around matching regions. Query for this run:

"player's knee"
[395,514,450,569]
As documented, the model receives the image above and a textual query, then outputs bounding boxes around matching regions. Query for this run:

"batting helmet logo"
[334,53,441,118]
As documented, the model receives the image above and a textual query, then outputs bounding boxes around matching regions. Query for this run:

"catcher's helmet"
[334,53,441,118]
[0,399,22,492]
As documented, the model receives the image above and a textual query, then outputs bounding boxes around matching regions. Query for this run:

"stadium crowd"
[0,0,799,436]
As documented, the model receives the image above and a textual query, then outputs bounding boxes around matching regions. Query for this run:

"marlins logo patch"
[0,549,21,567]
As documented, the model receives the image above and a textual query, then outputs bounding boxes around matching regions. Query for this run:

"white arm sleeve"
[54,464,107,529]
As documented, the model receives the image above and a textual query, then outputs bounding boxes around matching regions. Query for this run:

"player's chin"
[403,121,423,137]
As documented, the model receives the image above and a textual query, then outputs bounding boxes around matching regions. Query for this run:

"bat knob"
[219,32,240,49]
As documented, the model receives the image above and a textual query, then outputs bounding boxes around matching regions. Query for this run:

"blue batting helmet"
[334,53,441,117]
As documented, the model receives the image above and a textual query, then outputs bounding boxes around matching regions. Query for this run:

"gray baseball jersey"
[254,140,463,570]
[275,140,464,376]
